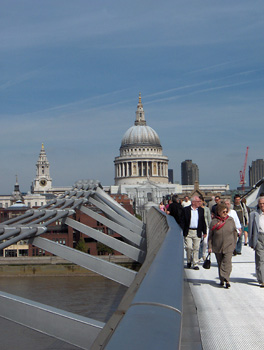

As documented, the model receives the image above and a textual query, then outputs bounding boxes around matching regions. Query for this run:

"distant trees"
[75,238,86,253]
[97,242,113,255]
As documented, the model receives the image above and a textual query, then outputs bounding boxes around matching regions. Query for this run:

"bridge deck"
[183,245,264,350]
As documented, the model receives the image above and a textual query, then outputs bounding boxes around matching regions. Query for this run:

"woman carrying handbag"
[208,202,237,289]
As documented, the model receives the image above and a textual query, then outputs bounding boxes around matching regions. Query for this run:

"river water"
[0,276,127,349]
[0,275,127,322]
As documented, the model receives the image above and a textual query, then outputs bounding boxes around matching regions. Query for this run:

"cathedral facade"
[111,94,181,220]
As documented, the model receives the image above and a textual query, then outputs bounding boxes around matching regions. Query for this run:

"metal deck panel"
[185,246,264,350]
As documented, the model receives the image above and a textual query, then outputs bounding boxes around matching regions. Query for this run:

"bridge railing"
[91,207,184,350]
[0,181,184,349]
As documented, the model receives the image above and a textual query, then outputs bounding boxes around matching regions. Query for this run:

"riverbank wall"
[0,256,138,276]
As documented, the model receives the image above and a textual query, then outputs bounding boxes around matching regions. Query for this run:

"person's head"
[258,197,264,213]
[199,195,205,206]
[191,195,202,209]
[184,196,189,202]
[215,196,220,204]
[172,195,178,203]
[234,194,241,205]
[216,202,228,218]
[224,199,231,211]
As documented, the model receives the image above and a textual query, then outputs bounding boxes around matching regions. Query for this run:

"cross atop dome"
[135,92,146,126]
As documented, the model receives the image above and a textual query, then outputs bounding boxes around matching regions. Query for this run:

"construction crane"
[240,146,249,191]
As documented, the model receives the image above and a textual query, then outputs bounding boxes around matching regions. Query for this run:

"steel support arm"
[88,197,142,235]
[94,187,143,228]
[0,291,105,350]
[29,237,137,287]
[80,206,145,248]
[65,217,145,263]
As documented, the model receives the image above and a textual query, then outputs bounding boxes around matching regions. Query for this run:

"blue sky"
[0,0,263,194]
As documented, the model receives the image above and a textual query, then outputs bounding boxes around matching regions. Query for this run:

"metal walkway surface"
[184,245,264,350]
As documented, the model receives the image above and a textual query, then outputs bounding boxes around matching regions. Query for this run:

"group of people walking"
[163,193,263,289]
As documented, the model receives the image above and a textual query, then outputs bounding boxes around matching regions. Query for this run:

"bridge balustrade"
[0,180,184,349]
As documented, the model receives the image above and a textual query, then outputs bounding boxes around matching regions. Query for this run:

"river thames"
[0,275,127,349]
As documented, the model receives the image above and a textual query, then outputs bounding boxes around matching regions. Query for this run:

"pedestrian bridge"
[0,180,263,349]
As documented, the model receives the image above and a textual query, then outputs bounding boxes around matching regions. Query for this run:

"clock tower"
[32,143,52,193]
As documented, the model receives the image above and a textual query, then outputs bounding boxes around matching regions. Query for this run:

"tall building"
[249,159,264,187]
[114,93,169,185]
[168,169,174,184]
[181,160,199,185]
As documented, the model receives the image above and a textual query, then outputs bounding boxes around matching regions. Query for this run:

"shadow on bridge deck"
[181,276,202,350]
[182,245,264,350]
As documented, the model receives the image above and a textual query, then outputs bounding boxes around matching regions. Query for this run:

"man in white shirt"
[181,196,207,270]
[182,196,191,208]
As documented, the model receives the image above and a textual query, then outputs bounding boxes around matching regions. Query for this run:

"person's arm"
[248,212,255,248]
[201,209,207,238]
[233,221,238,250]
[243,203,249,225]
[206,208,212,226]
[232,211,242,235]
[208,222,213,253]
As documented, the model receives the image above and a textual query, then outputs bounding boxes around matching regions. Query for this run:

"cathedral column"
[122,163,125,177]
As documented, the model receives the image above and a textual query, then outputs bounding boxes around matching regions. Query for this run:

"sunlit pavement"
[184,245,264,350]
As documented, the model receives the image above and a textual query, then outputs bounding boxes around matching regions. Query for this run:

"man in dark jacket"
[181,196,207,270]
[167,195,182,226]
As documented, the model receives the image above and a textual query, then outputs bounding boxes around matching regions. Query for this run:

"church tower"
[11,175,24,204]
[32,143,52,193]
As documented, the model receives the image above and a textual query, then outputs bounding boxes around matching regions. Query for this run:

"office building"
[181,160,199,185]
[249,159,264,187]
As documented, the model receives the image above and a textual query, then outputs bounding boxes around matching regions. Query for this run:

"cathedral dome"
[121,125,161,147]
[120,93,161,148]
[114,93,169,186]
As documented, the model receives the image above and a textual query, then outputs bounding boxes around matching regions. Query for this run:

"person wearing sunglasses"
[208,202,238,289]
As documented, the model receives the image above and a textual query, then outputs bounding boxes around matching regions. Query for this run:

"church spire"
[36,143,50,177]
[14,175,19,192]
[135,92,146,126]
[11,174,24,203]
